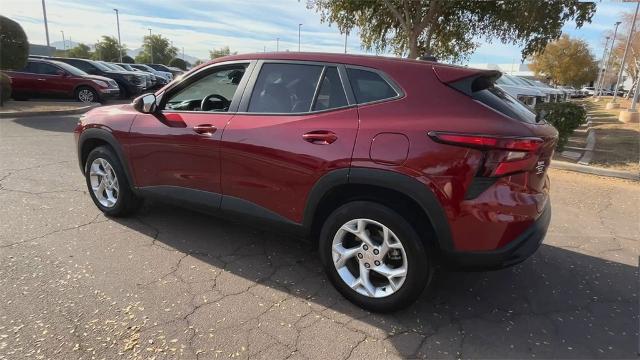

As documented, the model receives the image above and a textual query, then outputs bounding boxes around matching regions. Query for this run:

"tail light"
[428,131,544,177]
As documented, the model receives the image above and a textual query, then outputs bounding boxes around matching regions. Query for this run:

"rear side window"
[248,63,323,113]
[312,67,348,111]
[347,68,397,104]
[473,86,537,124]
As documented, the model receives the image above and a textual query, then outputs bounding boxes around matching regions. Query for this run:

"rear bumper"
[442,202,551,270]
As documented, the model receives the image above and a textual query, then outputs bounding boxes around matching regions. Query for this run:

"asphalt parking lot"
[0,114,638,359]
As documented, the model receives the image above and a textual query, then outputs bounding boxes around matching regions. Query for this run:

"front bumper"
[443,202,551,270]
[98,88,120,99]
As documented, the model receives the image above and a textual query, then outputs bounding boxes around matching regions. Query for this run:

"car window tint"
[347,68,397,104]
[312,67,348,111]
[166,65,247,112]
[248,63,323,113]
[36,63,61,75]
[23,62,38,73]
[66,60,94,73]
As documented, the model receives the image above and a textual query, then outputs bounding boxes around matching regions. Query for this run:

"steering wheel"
[201,94,230,111]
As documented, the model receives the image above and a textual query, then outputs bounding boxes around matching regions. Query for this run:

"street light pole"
[148,28,153,63]
[611,1,640,106]
[60,30,66,55]
[594,36,610,98]
[41,0,50,47]
[597,21,622,99]
[114,9,122,62]
[298,24,302,52]
[344,31,348,54]
[276,38,280,52]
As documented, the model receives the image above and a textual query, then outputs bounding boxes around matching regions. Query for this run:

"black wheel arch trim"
[303,167,454,251]
[77,128,135,187]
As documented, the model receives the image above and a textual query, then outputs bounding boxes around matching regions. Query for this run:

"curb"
[551,160,639,181]
[0,103,100,118]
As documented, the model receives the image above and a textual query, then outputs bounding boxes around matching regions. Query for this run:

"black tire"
[75,86,98,103]
[85,146,142,217]
[319,201,432,312]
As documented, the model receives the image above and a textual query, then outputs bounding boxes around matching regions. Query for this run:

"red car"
[75,53,557,311]
[5,58,119,103]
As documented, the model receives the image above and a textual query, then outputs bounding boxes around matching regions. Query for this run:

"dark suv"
[75,53,557,311]
[52,57,145,98]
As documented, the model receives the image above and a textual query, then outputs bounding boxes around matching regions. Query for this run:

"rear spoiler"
[432,65,501,96]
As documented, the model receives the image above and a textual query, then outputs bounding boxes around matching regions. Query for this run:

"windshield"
[50,60,87,76]
[117,64,134,71]
[91,60,113,72]
[134,64,154,72]
[496,75,519,86]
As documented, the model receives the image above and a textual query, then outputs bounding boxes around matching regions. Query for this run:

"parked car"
[511,76,560,102]
[495,74,545,108]
[75,53,557,312]
[530,80,567,102]
[98,61,155,90]
[51,57,145,98]
[129,63,173,82]
[146,63,183,77]
[581,86,595,96]
[115,63,167,88]
[5,58,119,102]
[500,74,550,103]
[557,86,579,98]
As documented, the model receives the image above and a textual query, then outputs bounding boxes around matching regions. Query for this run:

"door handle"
[37,78,46,81]
[193,124,217,135]
[302,131,337,145]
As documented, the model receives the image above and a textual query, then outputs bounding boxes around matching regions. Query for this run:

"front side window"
[347,68,397,104]
[248,63,323,113]
[165,65,247,112]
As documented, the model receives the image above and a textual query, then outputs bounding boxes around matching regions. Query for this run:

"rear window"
[473,86,537,124]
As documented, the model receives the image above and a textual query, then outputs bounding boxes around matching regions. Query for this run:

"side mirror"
[133,93,158,114]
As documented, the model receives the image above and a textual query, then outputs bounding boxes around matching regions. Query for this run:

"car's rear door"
[127,61,255,208]
[220,61,359,224]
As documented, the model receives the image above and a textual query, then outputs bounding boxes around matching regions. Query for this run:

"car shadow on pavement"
[114,200,637,359]
[11,115,80,133]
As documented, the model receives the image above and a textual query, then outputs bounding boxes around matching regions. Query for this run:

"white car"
[581,87,595,96]
[129,64,173,82]
[495,75,545,108]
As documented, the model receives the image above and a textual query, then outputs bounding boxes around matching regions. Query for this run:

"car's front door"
[128,61,254,204]
[220,61,359,224]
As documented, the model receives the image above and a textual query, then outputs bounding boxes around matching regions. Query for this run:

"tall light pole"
[113,9,122,62]
[298,24,302,52]
[148,28,153,63]
[41,0,50,47]
[610,1,640,107]
[60,30,66,55]
[276,38,280,52]
[597,21,622,99]
[344,31,348,54]
[594,36,610,98]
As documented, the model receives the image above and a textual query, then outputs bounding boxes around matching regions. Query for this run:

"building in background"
[28,44,56,56]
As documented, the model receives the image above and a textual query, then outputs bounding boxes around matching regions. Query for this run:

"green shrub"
[0,72,11,106]
[0,16,28,71]
[535,102,586,150]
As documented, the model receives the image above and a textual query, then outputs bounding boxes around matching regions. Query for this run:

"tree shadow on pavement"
[114,201,637,359]
[11,115,80,133]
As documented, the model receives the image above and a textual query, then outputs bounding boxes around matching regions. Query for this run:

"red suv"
[5,58,120,103]
[75,53,557,311]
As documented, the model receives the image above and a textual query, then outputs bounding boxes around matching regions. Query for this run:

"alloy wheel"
[332,218,408,298]
[89,158,119,208]
[78,89,94,103]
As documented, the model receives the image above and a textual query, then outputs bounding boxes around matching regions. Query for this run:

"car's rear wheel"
[75,86,97,103]
[85,146,141,217]
[319,201,432,312]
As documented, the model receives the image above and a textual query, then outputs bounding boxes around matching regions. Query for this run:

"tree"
[0,15,28,71]
[67,43,92,59]
[308,0,595,61]
[93,35,126,61]
[530,35,597,87]
[169,57,189,70]
[135,34,177,64]
[122,55,135,63]
[193,59,205,67]
[209,46,236,59]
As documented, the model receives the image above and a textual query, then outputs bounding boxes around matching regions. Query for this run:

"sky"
[2,0,638,64]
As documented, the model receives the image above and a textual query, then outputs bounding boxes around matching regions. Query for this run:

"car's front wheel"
[75,86,98,103]
[319,201,432,312]
[85,146,141,216]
